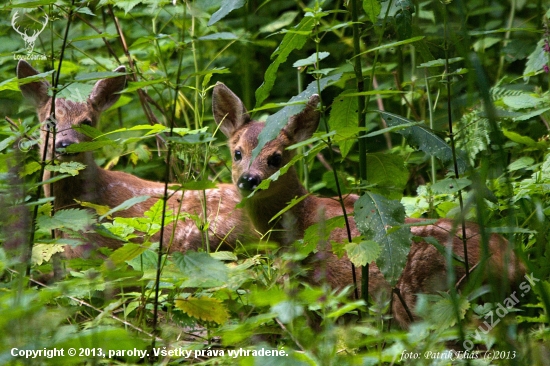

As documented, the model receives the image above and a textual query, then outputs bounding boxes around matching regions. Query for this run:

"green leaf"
[299,216,345,256]
[45,162,86,176]
[354,192,411,285]
[251,73,342,164]
[430,178,472,194]
[508,156,535,171]
[36,208,96,232]
[329,89,358,158]
[423,292,470,329]
[180,180,218,190]
[32,244,65,266]
[121,78,168,93]
[418,57,464,68]
[523,39,547,80]
[102,243,150,269]
[292,51,330,68]
[198,32,238,41]
[378,111,468,174]
[366,153,408,199]
[175,297,229,324]
[207,0,245,26]
[173,251,229,288]
[502,94,543,109]
[255,15,317,107]
[64,140,116,153]
[363,0,382,23]
[100,195,151,221]
[345,240,381,267]
[57,83,94,103]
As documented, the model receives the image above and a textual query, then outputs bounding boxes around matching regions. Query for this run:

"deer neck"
[244,167,315,244]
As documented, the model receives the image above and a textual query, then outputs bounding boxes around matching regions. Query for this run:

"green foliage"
[0,0,549,364]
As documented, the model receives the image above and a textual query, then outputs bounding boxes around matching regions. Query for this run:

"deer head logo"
[12,11,48,54]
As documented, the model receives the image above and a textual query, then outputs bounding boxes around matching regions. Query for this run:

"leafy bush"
[0,0,549,365]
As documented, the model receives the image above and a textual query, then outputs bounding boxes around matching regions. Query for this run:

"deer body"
[17,60,251,259]
[212,83,524,327]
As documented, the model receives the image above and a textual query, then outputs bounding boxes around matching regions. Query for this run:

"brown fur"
[17,60,254,261]
[212,82,525,327]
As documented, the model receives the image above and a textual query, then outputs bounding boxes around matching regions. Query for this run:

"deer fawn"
[212,82,525,327]
[17,60,252,262]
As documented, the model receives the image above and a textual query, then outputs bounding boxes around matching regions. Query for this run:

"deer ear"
[283,94,321,143]
[89,65,126,111]
[17,60,50,107]
[212,82,251,138]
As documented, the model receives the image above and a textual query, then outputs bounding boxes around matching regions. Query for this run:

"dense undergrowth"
[0,0,549,365]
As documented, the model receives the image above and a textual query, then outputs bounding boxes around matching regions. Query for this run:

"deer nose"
[55,140,77,155]
[237,173,261,192]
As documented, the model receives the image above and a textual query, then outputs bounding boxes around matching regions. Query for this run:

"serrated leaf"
[299,216,345,256]
[207,0,245,26]
[363,0,382,23]
[378,111,468,174]
[36,208,96,232]
[57,83,94,103]
[32,244,65,266]
[502,94,542,109]
[329,89,358,158]
[251,73,342,163]
[45,161,86,176]
[429,292,470,329]
[175,297,229,324]
[173,251,228,287]
[255,15,317,107]
[345,240,381,267]
[354,192,411,285]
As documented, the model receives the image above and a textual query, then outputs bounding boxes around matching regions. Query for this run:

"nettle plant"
[0,0,548,364]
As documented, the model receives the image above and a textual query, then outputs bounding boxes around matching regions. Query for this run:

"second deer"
[17,60,253,264]
[212,82,525,327]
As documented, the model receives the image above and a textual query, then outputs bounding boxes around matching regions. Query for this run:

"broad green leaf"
[251,73,342,163]
[423,292,470,329]
[292,51,330,68]
[259,11,299,33]
[45,161,86,176]
[57,83,94,103]
[508,156,535,171]
[502,128,546,149]
[173,251,229,288]
[272,301,304,324]
[255,15,317,107]
[430,178,472,194]
[327,300,365,318]
[329,89,358,158]
[502,94,543,109]
[354,192,411,285]
[175,297,229,324]
[249,287,288,307]
[363,0,382,23]
[378,111,468,174]
[366,153,408,199]
[345,240,381,267]
[523,39,547,80]
[74,71,125,82]
[144,198,174,226]
[36,208,96,232]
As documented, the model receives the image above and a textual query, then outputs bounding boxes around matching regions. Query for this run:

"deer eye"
[268,153,282,168]
[234,150,242,162]
[80,119,92,126]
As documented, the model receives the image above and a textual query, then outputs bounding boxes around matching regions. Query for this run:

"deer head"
[212,82,320,200]
[12,11,49,54]
[17,60,126,164]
